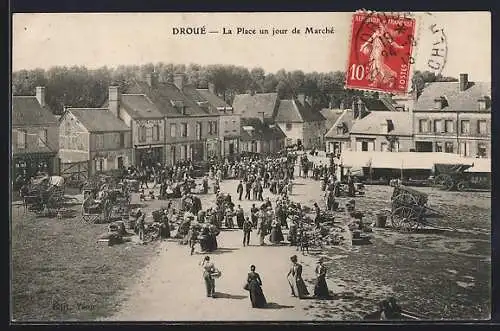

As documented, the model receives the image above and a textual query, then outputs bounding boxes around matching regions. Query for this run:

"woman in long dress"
[287,255,309,299]
[269,218,284,244]
[313,258,331,299]
[246,265,267,308]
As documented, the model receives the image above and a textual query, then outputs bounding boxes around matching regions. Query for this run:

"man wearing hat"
[242,216,253,246]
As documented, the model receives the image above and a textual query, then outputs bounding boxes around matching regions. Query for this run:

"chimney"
[258,111,265,124]
[297,94,306,106]
[109,86,120,118]
[208,82,216,94]
[357,99,367,119]
[352,99,358,118]
[340,101,345,110]
[459,73,468,91]
[174,73,186,91]
[35,86,45,107]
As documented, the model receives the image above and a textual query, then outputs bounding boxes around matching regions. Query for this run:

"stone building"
[413,73,491,157]
[58,107,132,175]
[12,86,60,180]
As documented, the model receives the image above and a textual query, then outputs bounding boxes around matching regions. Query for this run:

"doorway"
[415,141,433,152]
[117,156,124,169]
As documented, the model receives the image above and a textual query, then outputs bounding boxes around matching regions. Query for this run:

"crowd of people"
[119,151,344,308]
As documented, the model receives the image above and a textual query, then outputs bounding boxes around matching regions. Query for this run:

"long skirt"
[199,235,209,251]
[288,276,310,299]
[314,275,331,298]
[269,227,284,244]
[207,234,218,251]
[249,283,267,308]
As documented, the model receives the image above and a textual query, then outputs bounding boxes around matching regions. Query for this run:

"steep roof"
[126,81,215,117]
[325,109,355,139]
[240,117,286,141]
[120,94,164,119]
[12,96,58,127]
[361,98,396,111]
[232,93,279,119]
[350,111,412,136]
[275,99,326,123]
[414,81,491,111]
[320,108,344,129]
[195,88,232,110]
[67,108,130,132]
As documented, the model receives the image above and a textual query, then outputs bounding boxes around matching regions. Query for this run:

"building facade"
[184,83,241,159]
[324,109,355,154]
[239,118,285,154]
[12,87,60,180]
[413,73,491,157]
[59,108,132,175]
[274,95,326,149]
[105,73,226,166]
[349,110,413,152]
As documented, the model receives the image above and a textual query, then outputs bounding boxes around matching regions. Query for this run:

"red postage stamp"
[346,11,416,94]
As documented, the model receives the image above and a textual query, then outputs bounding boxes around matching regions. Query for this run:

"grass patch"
[11,207,159,321]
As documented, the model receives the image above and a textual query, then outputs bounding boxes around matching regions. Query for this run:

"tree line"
[12,63,456,115]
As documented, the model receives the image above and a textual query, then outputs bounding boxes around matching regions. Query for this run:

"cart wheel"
[456,181,468,192]
[443,177,455,191]
[391,206,417,231]
[392,193,417,208]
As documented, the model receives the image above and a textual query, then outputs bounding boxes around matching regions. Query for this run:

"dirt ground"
[101,177,491,321]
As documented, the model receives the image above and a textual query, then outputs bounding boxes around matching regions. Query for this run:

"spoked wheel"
[456,181,468,192]
[391,206,419,232]
[434,174,454,191]
[392,193,417,208]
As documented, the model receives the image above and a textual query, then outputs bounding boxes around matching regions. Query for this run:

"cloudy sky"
[12,12,491,81]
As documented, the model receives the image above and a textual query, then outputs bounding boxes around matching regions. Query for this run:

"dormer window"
[434,98,443,109]
[386,119,394,132]
[171,100,186,115]
[336,122,347,135]
[196,101,209,108]
[478,98,488,110]
[433,96,448,110]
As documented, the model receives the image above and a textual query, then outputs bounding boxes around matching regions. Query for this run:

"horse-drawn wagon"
[432,163,490,191]
[20,176,72,216]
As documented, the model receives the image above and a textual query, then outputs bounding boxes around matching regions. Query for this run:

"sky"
[12,12,491,81]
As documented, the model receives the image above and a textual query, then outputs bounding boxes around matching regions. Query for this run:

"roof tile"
[415,81,491,111]
[68,108,130,132]
[12,96,58,126]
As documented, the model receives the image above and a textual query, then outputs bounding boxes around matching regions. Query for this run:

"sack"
[211,268,222,279]
[243,283,250,291]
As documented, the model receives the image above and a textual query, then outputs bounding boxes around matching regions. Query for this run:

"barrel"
[376,214,387,228]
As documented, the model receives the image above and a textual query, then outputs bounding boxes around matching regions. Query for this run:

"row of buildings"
[323,73,491,159]
[12,72,490,181]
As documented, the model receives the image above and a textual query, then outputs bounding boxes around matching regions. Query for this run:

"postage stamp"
[346,11,416,94]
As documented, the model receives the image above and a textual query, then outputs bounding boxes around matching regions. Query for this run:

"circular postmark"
[417,12,448,76]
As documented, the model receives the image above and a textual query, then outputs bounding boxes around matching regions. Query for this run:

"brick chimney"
[357,99,369,119]
[174,73,186,91]
[297,93,306,106]
[459,73,468,91]
[109,86,120,118]
[35,86,45,107]
[208,82,216,94]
